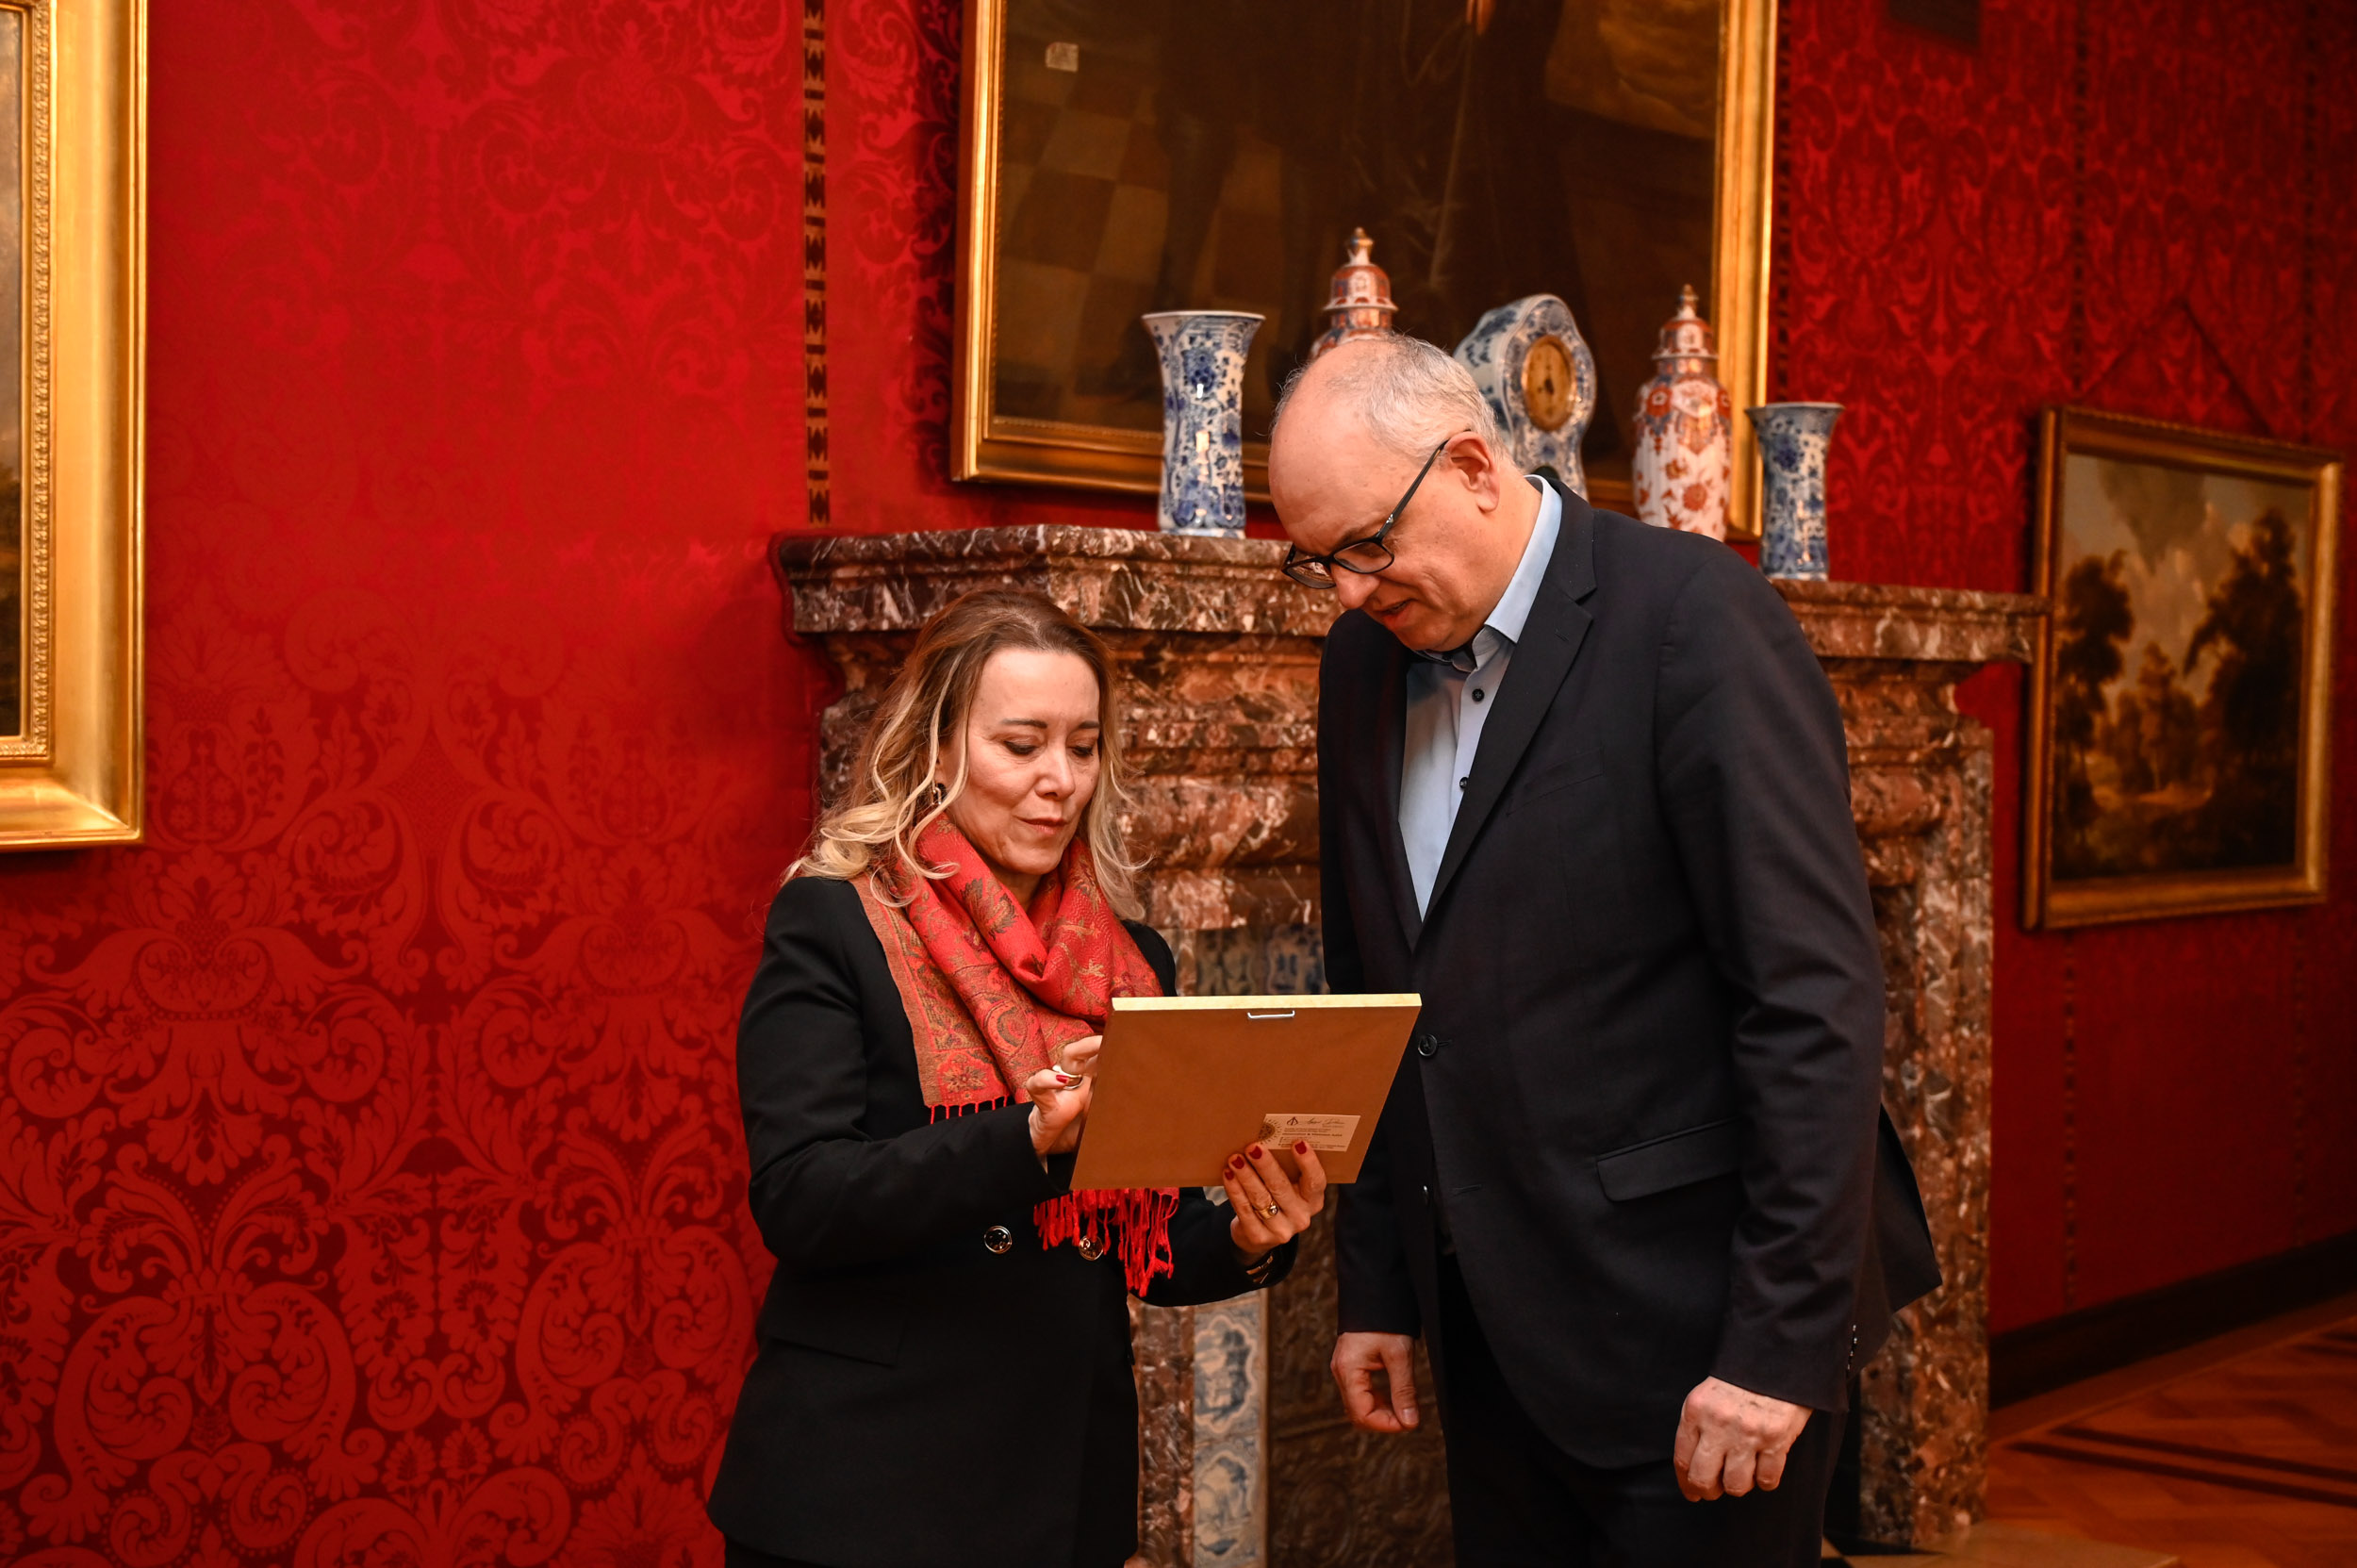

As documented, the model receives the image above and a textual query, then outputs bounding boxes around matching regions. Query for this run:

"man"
[1268,335,1937,1566]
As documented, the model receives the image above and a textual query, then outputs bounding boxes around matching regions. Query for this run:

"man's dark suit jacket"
[1324,480,1938,1469]
[709,875,1291,1568]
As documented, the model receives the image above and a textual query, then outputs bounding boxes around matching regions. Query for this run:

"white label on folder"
[1260,1113,1360,1151]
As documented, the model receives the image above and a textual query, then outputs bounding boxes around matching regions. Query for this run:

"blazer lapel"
[1371,635,1424,949]
[1424,482,1599,923]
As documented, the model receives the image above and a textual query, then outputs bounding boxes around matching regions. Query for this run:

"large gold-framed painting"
[0,0,143,850]
[950,0,1773,531]
[2024,408,2342,928]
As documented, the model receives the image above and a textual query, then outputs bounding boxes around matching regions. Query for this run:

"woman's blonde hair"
[790,587,1144,916]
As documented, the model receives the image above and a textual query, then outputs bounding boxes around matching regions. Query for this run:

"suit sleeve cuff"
[1338,1281,1422,1338]
[1188,1234,1298,1299]
[983,1103,1068,1206]
[1709,1324,1853,1413]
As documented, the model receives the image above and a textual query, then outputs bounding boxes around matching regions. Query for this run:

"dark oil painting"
[2047,453,2316,885]
[990,0,1720,489]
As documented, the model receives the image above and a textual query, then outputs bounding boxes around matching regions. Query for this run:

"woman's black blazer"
[708,874,1291,1568]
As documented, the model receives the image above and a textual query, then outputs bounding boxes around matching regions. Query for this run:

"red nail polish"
[1295,1141,1310,1155]
[1228,1155,1242,1170]
[1248,1145,1264,1159]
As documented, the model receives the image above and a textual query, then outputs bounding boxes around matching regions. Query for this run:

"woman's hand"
[1025,1034,1101,1158]
[1225,1142,1327,1263]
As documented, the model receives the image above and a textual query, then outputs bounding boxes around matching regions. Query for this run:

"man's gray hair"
[1271,333,1512,464]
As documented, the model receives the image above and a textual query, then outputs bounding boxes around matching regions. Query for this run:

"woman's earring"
[928,781,948,809]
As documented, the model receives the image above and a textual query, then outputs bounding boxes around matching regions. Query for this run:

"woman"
[709,588,1325,1568]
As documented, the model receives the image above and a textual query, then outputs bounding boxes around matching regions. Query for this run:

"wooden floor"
[1986,1294,2357,1568]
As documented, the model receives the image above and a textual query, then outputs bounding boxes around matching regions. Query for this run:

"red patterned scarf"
[851,817,1178,1293]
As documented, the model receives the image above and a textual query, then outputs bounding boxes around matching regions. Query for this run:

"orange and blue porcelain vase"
[1630,286,1734,540]
[1309,228,1397,360]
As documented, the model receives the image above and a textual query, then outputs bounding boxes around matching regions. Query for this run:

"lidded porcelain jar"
[1629,286,1733,541]
[1309,228,1397,360]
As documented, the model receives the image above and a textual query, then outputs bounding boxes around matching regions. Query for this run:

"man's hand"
[1331,1332,1422,1433]
[1673,1377,1811,1500]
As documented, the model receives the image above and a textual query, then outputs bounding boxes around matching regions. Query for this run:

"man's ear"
[1449,433,1507,511]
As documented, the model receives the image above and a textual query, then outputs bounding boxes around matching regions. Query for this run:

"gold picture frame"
[0,0,142,850]
[2023,408,2341,928]
[950,0,1775,537]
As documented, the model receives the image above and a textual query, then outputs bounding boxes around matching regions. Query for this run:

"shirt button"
[1459,776,1469,789]
[1472,689,1486,702]
[983,1225,1014,1254]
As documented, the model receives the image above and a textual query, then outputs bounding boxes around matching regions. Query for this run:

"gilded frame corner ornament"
[949,0,1777,538]
[2021,406,2341,930]
[0,0,142,850]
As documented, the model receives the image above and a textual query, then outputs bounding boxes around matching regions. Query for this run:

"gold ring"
[1261,1202,1282,1218]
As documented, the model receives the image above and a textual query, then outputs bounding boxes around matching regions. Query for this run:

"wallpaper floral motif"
[0,0,816,1564]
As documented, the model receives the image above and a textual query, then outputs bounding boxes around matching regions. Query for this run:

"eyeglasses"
[1280,433,1463,589]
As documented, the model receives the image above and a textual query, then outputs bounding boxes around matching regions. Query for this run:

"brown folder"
[1068,993,1422,1191]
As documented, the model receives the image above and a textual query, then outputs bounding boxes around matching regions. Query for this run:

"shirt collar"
[1418,476,1560,667]
[1486,476,1560,646]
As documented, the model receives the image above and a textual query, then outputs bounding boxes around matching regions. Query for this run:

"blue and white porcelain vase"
[1746,402,1843,580]
[1144,310,1262,536]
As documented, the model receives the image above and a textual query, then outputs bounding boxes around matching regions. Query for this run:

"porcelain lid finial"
[1310,227,1398,359]
[1653,285,1717,364]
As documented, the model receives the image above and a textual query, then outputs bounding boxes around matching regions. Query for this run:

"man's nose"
[1335,571,1377,611]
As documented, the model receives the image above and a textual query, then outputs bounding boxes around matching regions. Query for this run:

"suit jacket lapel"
[1424,482,1599,924]
[1372,635,1424,949]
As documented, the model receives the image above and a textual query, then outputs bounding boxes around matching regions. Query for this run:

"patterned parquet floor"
[1986,1301,2357,1568]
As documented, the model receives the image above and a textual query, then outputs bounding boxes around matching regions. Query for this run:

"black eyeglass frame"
[1280,432,1465,589]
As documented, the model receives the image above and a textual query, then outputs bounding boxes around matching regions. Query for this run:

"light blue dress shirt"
[1399,478,1561,916]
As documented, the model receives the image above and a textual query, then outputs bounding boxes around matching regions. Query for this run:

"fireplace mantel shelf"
[775,524,2040,662]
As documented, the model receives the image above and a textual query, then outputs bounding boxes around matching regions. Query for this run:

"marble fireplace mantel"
[773,524,2044,1560]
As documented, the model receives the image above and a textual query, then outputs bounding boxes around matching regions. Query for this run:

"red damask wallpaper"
[2,0,2354,1565]
[0,1,824,1564]
[1773,0,2357,1330]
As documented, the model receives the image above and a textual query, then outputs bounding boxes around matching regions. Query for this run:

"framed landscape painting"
[950,0,1775,531]
[2024,408,2342,928]
[0,0,144,850]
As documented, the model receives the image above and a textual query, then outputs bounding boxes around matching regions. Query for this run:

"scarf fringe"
[928,1099,1178,1295]
[928,1098,1013,1122]
[1033,1186,1180,1296]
